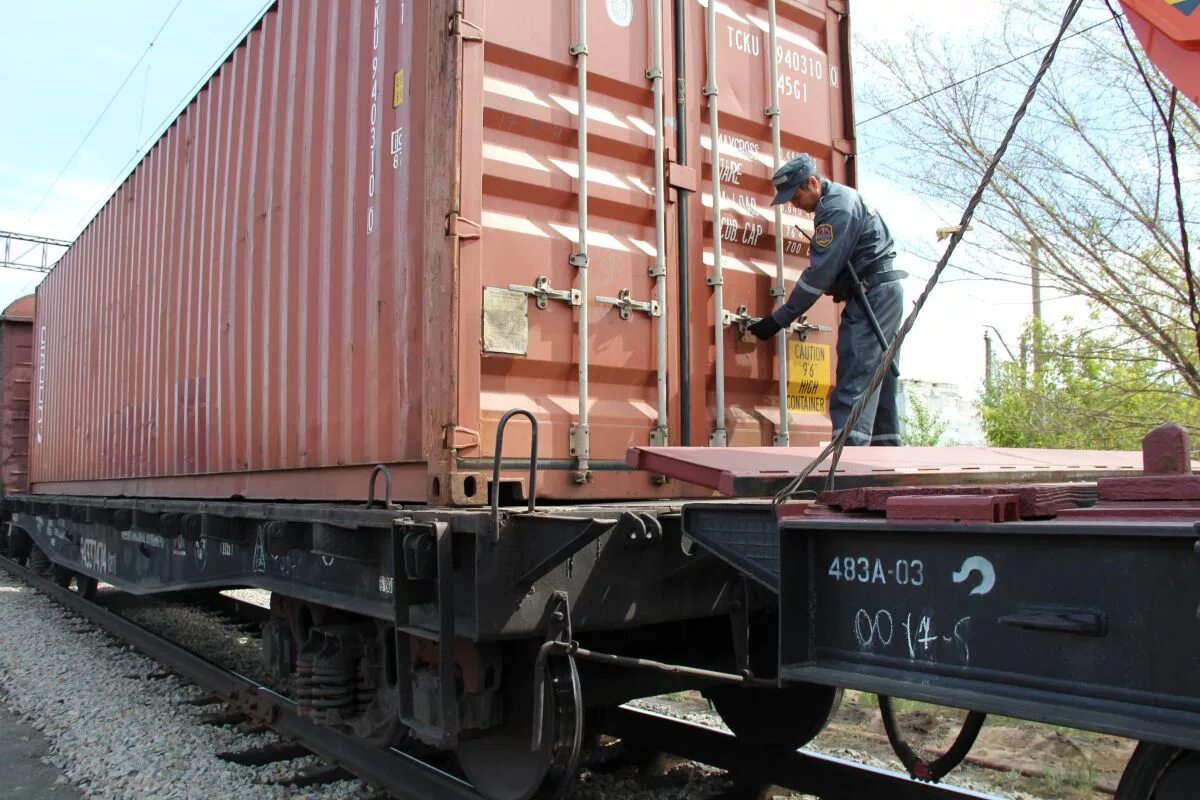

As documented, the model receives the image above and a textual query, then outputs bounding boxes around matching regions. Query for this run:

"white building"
[898,379,986,446]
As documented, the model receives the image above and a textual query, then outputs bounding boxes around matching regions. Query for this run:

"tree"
[901,394,951,446]
[980,318,1200,449]
[858,0,1199,432]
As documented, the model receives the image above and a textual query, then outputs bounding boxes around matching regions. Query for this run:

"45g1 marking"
[828,556,924,586]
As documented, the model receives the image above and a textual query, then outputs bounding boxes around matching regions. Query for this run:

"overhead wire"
[63,0,276,239]
[774,0,1087,505]
[20,0,188,230]
[858,16,1113,127]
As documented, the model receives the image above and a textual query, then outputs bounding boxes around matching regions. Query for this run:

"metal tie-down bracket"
[595,288,661,320]
[509,276,582,311]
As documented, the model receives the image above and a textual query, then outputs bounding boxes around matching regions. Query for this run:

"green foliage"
[980,319,1200,449]
[901,394,950,446]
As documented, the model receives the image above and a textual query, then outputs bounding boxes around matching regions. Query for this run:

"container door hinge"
[649,426,670,484]
[446,213,481,240]
[834,138,856,157]
[667,160,698,195]
[509,276,582,311]
[721,305,754,336]
[443,425,481,452]
[448,12,483,42]
[569,425,590,459]
[595,289,660,320]
[569,425,591,484]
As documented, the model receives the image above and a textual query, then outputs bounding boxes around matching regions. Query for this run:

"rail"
[602,706,1007,800]
[0,555,483,800]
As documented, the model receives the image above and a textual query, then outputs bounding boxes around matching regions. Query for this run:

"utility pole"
[1030,237,1042,378]
[984,329,993,389]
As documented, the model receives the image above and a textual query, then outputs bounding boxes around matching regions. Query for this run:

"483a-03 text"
[827,556,925,586]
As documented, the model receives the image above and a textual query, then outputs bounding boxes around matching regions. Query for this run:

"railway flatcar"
[14,1,859,796]
[8,0,1200,798]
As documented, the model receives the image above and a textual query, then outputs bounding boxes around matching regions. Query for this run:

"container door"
[680,0,850,447]
[459,0,852,502]
[463,0,688,500]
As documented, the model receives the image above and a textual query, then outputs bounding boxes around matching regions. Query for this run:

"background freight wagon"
[0,296,34,499]
[31,0,852,504]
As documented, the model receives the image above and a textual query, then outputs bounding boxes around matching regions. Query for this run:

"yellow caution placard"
[786,341,832,414]
[393,69,406,108]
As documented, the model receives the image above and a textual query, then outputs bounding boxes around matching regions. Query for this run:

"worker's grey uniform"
[771,179,903,446]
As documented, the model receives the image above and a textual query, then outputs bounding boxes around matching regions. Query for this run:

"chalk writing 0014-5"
[828,556,923,586]
[853,608,972,664]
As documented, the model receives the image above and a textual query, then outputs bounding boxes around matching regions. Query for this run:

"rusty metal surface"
[628,445,1148,496]
[884,493,1020,523]
[812,482,1099,519]
[32,1,436,500]
[0,296,33,494]
[32,0,854,503]
[684,0,850,448]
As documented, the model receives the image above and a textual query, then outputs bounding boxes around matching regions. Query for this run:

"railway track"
[0,556,480,800]
[0,555,1018,800]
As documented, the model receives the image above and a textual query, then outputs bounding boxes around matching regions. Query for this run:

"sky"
[0,0,1080,399]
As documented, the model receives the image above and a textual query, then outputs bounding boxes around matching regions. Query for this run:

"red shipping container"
[32,0,853,504]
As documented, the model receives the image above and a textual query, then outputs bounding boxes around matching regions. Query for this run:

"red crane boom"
[1119,0,1200,105]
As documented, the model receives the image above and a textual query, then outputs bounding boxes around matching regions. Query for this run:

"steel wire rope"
[1101,0,1196,369]
[773,0,1086,505]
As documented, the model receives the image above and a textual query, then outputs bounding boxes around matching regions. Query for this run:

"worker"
[747,153,905,446]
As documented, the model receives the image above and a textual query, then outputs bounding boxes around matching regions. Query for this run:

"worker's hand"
[748,315,782,341]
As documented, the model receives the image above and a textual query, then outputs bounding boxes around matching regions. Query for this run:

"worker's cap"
[770,153,817,205]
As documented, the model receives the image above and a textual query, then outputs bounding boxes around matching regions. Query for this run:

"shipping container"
[31,0,854,504]
[1,295,34,497]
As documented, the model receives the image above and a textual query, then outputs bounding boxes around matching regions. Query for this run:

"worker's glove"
[748,315,782,341]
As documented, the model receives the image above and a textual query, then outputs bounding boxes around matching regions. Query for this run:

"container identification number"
[365,0,383,234]
[828,556,924,586]
[777,46,839,88]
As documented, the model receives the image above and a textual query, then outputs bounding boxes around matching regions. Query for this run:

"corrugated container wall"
[1,296,35,495]
[31,0,854,504]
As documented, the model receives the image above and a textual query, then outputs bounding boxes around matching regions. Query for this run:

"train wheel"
[706,682,842,754]
[8,528,31,566]
[1117,743,1200,799]
[27,546,51,576]
[52,565,98,601]
[456,651,582,800]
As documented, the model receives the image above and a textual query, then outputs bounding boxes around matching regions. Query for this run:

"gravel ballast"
[0,568,1047,800]
[0,573,373,800]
